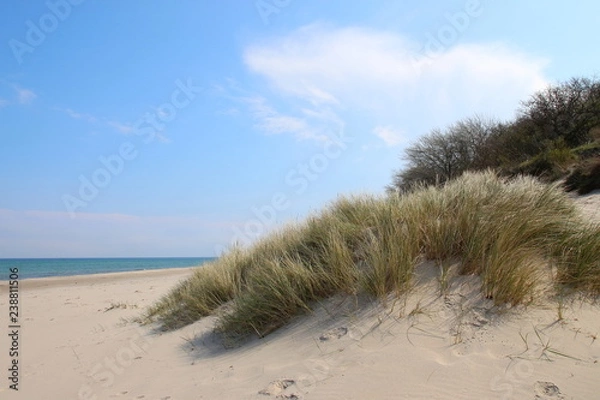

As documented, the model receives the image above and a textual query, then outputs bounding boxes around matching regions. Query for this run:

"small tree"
[389,116,499,192]
[519,77,600,147]
[486,117,546,168]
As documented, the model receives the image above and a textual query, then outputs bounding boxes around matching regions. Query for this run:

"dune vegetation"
[144,171,600,338]
[388,77,600,194]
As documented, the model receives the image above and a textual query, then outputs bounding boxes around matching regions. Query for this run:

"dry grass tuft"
[144,171,600,336]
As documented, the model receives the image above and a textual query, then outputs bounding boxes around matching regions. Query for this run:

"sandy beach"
[3,1,599,398]
[0,193,599,400]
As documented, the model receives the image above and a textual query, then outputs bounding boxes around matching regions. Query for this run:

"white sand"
[573,189,600,221]
[0,194,598,399]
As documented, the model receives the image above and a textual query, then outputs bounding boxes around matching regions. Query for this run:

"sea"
[0,257,215,280]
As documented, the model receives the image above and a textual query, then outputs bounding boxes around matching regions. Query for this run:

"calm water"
[0,257,215,280]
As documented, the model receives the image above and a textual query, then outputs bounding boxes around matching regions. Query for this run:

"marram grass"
[144,171,600,336]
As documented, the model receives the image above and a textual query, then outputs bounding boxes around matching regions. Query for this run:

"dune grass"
[144,171,600,337]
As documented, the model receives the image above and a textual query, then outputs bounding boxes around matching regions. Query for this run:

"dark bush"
[564,157,600,194]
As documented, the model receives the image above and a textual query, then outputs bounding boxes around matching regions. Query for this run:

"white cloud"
[243,95,319,139]
[0,83,37,106]
[217,107,240,117]
[373,125,404,146]
[107,120,135,134]
[53,107,98,123]
[107,119,171,143]
[243,24,549,138]
[15,86,37,104]
[261,114,308,135]
[64,108,97,123]
[218,81,343,142]
[56,108,174,143]
[245,25,418,101]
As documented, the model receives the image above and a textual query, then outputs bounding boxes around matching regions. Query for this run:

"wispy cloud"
[15,86,37,104]
[243,95,324,140]
[151,132,172,143]
[53,106,98,123]
[243,24,548,139]
[55,108,172,143]
[217,81,342,143]
[64,107,97,123]
[55,107,163,141]
[217,107,240,117]
[373,125,404,146]
[0,83,38,106]
[107,119,171,143]
[107,120,135,134]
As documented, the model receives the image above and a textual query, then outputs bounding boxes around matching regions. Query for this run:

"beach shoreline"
[0,266,197,288]
[0,256,213,281]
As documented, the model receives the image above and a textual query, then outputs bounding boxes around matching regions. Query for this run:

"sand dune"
[0,193,599,399]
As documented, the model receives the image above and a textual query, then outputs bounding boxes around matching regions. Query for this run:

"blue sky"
[1,0,599,257]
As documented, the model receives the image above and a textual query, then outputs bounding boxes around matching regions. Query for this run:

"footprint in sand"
[534,381,565,399]
[319,327,348,342]
[297,358,332,389]
[259,379,301,399]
